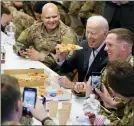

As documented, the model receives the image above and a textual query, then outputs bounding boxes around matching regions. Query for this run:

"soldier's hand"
[58,76,73,89]
[28,98,47,121]
[18,50,29,58]
[73,82,86,93]
[27,49,41,61]
[55,44,68,62]
[95,85,118,109]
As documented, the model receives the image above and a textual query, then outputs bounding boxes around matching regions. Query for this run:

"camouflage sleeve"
[61,28,78,45]
[13,28,30,54]
[79,1,96,14]
[69,1,85,16]
[13,11,35,40]
[42,119,56,125]
[111,101,134,125]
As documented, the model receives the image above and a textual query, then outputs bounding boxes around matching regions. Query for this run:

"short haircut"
[1,74,21,123]
[106,60,134,97]
[1,2,11,16]
[108,28,134,45]
[87,15,109,31]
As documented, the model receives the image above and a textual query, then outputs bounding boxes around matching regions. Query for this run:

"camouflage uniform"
[100,54,134,125]
[12,11,35,40]
[3,1,17,11]
[13,21,78,68]
[67,1,85,36]
[102,54,134,89]
[22,1,37,20]
[67,1,104,37]
[79,1,104,20]
[3,2,35,41]
[100,99,134,125]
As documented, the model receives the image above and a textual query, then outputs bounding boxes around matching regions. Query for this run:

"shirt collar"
[94,41,105,53]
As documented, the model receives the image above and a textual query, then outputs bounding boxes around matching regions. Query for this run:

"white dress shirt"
[84,41,105,81]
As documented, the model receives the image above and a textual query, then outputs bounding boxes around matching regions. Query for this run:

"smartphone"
[91,72,101,89]
[23,87,37,117]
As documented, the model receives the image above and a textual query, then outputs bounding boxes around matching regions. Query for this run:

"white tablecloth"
[1,32,85,125]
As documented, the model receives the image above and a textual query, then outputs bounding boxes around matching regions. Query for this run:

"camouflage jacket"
[13,21,78,67]
[12,10,35,40]
[100,54,134,125]
[100,99,134,125]
[102,54,134,89]
[22,1,37,20]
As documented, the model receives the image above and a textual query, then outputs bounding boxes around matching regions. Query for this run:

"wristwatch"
[41,117,52,125]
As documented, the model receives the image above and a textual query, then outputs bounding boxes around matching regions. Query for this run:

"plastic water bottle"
[83,94,100,115]
[5,22,16,45]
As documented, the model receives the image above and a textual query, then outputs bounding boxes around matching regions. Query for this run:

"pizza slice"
[56,44,83,52]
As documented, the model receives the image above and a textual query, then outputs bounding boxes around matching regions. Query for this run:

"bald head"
[41,3,60,32]
[42,3,59,15]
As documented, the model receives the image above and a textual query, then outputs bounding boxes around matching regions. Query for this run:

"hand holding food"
[56,44,83,53]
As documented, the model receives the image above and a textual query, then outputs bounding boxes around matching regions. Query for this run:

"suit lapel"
[86,44,106,77]
[83,48,92,74]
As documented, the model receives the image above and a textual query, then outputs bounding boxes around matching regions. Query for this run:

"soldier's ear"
[58,12,60,19]
[122,42,128,52]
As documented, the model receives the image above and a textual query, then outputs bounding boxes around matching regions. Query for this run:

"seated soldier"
[2,1,35,40]
[95,61,134,125]
[1,74,56,125]
[13,3,77,69]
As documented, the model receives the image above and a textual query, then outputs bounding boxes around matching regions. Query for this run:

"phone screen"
[23,88,37,117]
[91,72,101,89]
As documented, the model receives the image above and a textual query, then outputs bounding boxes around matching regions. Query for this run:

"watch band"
[41,117,52,125]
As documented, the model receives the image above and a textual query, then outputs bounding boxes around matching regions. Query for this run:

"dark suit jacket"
[59,40,108,82]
